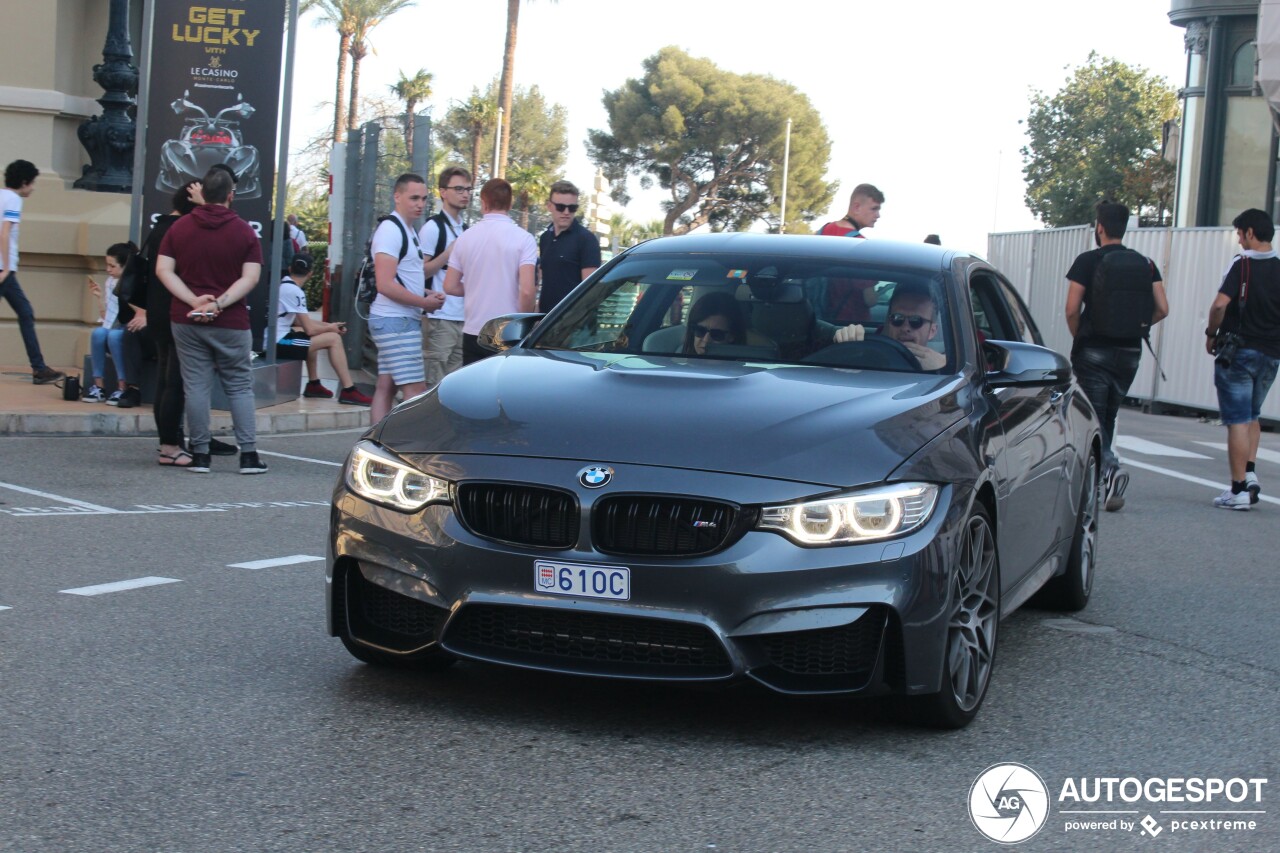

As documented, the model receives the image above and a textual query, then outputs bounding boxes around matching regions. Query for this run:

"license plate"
[534,560,630,601]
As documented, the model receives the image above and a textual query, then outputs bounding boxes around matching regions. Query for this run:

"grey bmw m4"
[328,234,1102,728]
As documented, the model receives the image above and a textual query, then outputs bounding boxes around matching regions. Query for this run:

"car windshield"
[530,251,955,374]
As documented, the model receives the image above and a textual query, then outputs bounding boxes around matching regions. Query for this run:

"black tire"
[1034,453,1099,612]
[910,503,1000,729]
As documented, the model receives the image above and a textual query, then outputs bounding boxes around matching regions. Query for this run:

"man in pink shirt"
[444,178,538,364]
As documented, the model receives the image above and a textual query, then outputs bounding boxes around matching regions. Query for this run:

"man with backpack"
[1064,201,1169,511]
[367,173,444,421]
[418,166,470,387]
[1204,208,1280,510]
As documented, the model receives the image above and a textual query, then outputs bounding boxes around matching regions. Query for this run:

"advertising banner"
[140,0,288,348]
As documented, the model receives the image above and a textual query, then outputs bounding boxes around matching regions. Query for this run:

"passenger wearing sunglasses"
[834,282,946,369]
[537,180,601,313]
[681,291,747,355]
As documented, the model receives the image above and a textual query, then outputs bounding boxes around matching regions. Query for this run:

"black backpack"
[354,214,411,315]
[1088,249,1155,339]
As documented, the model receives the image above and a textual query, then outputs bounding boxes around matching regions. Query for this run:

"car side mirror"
[477,313,544,353]
[984,340,1072,388]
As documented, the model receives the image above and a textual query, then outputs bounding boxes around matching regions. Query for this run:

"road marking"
[0,606,11,612]
[60,577,182,596]
[1193,442,1280,466]
[0,480,119,513]
[228,555,324,570]
[1114,436,1211,459]
[256,450,343,467]
[2,499,329,518]
[1118,456,1280,506]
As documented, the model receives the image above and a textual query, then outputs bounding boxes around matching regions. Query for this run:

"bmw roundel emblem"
[579,465,613,489]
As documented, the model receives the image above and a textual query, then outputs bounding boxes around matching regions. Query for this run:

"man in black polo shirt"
[537,180,601,313]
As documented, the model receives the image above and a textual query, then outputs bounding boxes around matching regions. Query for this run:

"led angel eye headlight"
[345,440,449,512]
[759,483,939,546]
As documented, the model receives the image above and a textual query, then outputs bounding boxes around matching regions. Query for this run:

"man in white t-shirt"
[368,173,445,421]
[444,178,538,365]
[275,254,371,406]
[287,214,307,255]
[419,165,471,386]
[0,159,64,385]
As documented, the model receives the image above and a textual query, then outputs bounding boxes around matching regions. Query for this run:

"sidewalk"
[1,363,374,437]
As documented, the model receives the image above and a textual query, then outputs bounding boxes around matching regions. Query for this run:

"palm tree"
[300,0,359,143]
[497,0,556,177]
[452,92,498,188]
[507,163,551,230]
[390,68,433,154]
[347,0,415,134]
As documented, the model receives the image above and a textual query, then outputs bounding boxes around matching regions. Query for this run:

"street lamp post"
[74,0,138,193]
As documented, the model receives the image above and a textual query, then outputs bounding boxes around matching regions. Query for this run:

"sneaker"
[116,386,142,409]
[209,437,238,456]
[81,385,106,403]
[338,385,373,406]
[33,366,65,385]
[239,451,269,475]
[1103,468,1128,512]
[187,452,212,473]
[1245,471,1261,505]
[105,389,124,406]
[1213,488,1250,511]
[303,379,334,399]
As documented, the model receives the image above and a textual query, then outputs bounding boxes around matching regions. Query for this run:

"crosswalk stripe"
[1118,457,1280,506]
[1114,436,1212,459]
[227,555,324,570]
[60,577,182,596]
[1193,443,1280,466]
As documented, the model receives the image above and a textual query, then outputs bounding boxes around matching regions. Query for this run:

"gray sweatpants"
[171,323,256,454]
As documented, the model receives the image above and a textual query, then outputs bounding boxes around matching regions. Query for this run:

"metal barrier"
[987,225,1280,422]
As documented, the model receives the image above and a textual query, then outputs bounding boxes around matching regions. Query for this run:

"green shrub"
[303,241,328,311]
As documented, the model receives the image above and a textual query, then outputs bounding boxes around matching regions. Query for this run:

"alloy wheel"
[948,512,999,712]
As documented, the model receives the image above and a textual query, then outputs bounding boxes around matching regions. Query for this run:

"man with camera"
[1064,201,1169,512]
[1205,208,1280,510]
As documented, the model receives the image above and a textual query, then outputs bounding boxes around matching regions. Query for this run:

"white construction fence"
[987,225,1280,423]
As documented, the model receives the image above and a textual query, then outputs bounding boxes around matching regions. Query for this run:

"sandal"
[158,449,194,467]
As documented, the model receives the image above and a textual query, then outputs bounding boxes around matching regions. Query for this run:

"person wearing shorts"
[367,173,444,421]
[275,255,372,406]
[1205,208,1280,510]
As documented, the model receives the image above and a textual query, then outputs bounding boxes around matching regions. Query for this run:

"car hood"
[374,350,967,487]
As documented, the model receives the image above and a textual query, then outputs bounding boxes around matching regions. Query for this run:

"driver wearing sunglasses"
[833,282,946,369]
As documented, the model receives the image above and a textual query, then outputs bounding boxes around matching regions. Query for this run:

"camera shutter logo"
[579,466,613,489]
[969,763,1050,844]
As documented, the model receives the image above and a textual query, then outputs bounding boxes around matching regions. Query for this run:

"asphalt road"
[1,410,1277,853]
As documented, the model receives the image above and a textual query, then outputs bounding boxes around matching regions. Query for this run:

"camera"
[1214,331,1242,368]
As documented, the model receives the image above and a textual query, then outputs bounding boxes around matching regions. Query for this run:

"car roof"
[625,233,978,273]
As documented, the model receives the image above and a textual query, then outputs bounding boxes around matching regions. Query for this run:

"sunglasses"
[888,312,933,330]
[692,324,730,342]
[551,202,579,213]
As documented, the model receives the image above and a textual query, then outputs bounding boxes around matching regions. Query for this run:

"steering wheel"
[804,334,922,370]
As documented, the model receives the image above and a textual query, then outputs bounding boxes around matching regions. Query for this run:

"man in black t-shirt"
[537,180,601,313]
[1064,201,1169,511]
[1204,208,1280,510]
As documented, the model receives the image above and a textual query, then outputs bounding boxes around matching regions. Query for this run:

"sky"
[287,0,1190,254]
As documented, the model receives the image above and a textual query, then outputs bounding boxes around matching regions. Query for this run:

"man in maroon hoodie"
[156,167,266,474]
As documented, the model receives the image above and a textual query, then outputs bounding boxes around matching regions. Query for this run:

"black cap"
[290,254,313,276]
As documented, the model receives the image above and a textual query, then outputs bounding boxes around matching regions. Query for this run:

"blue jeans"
[1072,345,1141,470]
[90,324,128,383]
[1214,347,1279,426]
[0,272,48,370]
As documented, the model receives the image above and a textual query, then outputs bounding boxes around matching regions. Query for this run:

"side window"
[997,278,1043,346]
[969,273,1008,341]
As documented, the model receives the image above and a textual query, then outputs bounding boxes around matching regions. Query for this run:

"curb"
[0,406,372,437]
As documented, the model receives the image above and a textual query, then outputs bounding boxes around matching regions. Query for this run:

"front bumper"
[327,456,966,697]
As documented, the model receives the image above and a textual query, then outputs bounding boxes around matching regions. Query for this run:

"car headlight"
[758,483,940,546]
[345,440,449,512]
